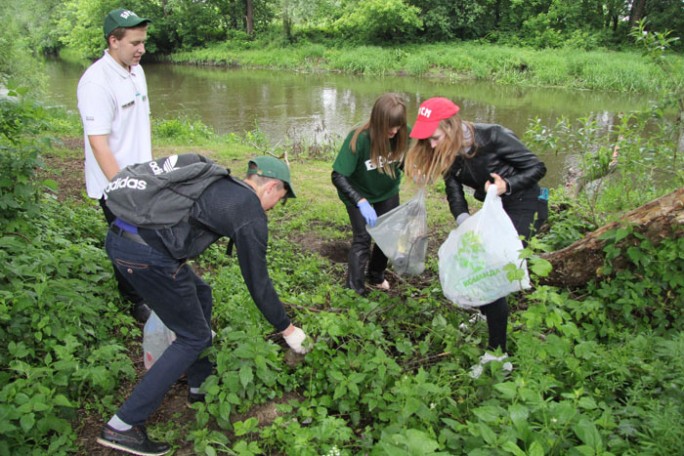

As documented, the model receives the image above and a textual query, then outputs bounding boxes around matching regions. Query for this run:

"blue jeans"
[105,230,213,426]
[99,198,144,307]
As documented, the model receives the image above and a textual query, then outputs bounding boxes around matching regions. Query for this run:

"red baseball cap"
[409,97,460,139]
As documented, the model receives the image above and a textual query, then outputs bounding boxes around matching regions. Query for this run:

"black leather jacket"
[331,171,363,205]
[444,123,546,219]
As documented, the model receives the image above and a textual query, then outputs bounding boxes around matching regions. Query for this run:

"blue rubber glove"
[358,200,378,227]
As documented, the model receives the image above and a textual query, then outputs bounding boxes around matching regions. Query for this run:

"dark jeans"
[99,198,144,307]
[106,230,213,426]
[345,194,400,294]
[479,185,544,353]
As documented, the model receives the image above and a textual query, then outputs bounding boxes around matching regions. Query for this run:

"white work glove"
[283,326,309,354]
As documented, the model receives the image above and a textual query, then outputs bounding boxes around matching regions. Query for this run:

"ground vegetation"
[1,1,683,455]
[1,83,682,455]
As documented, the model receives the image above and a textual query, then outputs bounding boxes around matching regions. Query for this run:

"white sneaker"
[469,352,512,379]
[458,312,487,331]
[480,352,508,364]
[370,279,390,291]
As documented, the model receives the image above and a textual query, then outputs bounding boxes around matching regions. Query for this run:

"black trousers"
[345,194,400,295]
[99,197,144,307]
[479,185,546,353]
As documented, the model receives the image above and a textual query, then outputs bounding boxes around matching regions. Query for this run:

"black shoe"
[187,391,206,406]
[345,275,367,296]
[132,302,152,323]
[96,424,170,456]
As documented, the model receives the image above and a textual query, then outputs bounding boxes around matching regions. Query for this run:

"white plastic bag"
[367,189,428,276]
[438,186,530,307]
[142,311,176,370]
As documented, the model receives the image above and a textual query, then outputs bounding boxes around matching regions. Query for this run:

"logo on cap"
[409,97,460,139]
[418,106,432,118]
[104,8,151,38]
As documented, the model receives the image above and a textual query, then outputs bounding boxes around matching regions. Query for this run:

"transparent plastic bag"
[438,186,530,307]
[367,188,428,276]
[142,311,176,370]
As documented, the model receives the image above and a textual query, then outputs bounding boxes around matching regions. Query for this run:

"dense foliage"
[1,3,683,454]
[2,0,683,61]
[0,82,682,454]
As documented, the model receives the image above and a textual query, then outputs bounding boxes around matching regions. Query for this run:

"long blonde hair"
[404,115,475,185]
[350,93,408,179]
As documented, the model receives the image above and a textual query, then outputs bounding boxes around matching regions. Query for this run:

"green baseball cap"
[104,8,151,39]
[247,156,296,198]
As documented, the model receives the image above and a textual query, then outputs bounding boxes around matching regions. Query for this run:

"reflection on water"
[44,58,652,188]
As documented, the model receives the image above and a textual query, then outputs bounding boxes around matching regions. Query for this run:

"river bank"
[164,41,684,94]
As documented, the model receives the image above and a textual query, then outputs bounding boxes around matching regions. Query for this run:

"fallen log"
[540,187,684,287]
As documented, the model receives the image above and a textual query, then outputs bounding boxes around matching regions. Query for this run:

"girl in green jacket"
[331,93,411,295]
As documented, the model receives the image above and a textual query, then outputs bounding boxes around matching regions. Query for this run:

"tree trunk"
[540,188,684,287]
[494,0,501,28]
[282,0,292,43]
[245,0,254,35]
[628,0,647,27]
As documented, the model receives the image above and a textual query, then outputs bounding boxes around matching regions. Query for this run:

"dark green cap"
[104,9,151,38]
[247,156,296,198]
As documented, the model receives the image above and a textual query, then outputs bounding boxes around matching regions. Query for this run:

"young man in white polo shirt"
[77,8,153,323]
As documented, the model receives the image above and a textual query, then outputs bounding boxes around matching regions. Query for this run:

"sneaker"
[459,312,487,330]
[369,279,390,291]
[132,302,152,323]
[480,352,509,364]
[97,424,170,456]
[469,353,513,379]
[187,391,206,406]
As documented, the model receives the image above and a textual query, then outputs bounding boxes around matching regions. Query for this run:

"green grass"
[168,42,684,94]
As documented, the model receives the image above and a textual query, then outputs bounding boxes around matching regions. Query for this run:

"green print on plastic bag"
[462,268,501,287]
[456,231,485,273]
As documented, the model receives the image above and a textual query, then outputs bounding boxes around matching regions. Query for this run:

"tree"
[541,188,684,287]
[245,0,254,35]
[641,0,684,51]
[0,0,52,90]
[628,0,647,27]
[334,0,423,43]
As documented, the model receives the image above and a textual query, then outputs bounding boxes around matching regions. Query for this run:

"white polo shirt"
[77,50,152,199]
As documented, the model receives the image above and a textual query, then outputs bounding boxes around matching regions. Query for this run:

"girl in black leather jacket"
[405,97,547,356]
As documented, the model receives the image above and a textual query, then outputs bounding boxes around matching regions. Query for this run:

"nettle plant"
[185,207,683,456]
[0,95,138,455]
[1,198,137,455]
[0,97,50,229]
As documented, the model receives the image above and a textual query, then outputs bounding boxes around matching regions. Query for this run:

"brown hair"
[404,114,475,185]
[107,24,149,45]
[245,169,286,192]
[350,93,408,179]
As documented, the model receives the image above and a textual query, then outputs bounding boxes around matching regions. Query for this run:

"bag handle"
[475,185,501,230]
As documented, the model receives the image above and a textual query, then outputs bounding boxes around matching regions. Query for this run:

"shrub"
[333,0,423,44]
[0,97,52,229]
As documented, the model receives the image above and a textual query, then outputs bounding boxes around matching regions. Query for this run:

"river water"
[44,58,652,187]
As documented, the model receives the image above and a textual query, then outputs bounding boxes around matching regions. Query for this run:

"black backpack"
[104,154,229,229]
